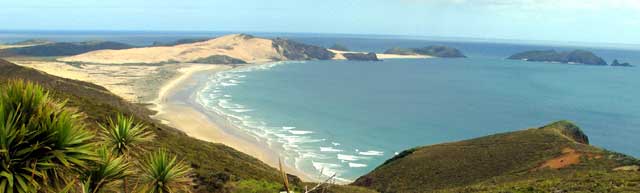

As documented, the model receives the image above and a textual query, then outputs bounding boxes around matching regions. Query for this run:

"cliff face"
[271,38,335,60]
[508,50,607,65]
[353,121,638,193]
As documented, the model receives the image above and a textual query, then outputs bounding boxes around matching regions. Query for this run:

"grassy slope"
[0,59,373,192]
[353,121,639,193]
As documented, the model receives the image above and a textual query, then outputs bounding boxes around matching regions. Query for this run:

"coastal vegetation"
[353,121,640,193]
[189,55,247,64]
[0,79,192,192]
[384,46,466,58]
[507,49,608,65]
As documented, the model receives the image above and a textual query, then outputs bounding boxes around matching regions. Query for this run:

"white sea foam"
[331,142,341,146]
[220,82,237,87]
[320,147,343,152]
[282,126,296,130]
[229,108,253,113]
[337,154,360,162]
[288,130,313,135]
[358,150,384,156]
[348,163,367,168]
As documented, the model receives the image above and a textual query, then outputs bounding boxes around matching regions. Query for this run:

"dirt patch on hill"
[534,147,603,170]
[538,148,582,169]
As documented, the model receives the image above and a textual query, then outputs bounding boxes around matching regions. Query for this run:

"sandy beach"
[150,63,315,181]
[329,49,433,60]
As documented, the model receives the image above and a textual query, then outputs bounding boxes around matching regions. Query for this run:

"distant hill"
[384,46,466,58]
[507,50,608,65]
[8,39,55,45]
[0,41,134,57]
[353,121,639,193]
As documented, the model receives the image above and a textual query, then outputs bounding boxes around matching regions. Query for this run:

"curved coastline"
[150,63,316,182]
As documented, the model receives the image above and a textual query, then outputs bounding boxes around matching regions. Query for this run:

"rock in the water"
[508,50,607,65]
[611,59,633,67]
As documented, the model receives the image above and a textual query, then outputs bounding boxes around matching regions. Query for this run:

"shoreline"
[150,63,316,182]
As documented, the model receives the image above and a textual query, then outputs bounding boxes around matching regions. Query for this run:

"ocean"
[194,36,640,181]
[3,31,640,181]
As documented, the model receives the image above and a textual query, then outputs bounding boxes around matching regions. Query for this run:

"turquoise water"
[196,57,640,181]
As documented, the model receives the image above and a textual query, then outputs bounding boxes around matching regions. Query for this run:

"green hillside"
[353,121,640,193]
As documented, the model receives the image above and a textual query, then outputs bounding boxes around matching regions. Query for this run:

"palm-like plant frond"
[81,146,133,193]
[138,149,192,193]
[98,114,154,157]
[0,80,96,193]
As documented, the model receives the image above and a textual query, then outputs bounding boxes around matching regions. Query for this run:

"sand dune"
[59,34,285,64]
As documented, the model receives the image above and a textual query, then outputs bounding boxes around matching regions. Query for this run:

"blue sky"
[2,0,639,44]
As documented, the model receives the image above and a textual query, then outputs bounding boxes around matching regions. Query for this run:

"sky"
[1,0,640,44]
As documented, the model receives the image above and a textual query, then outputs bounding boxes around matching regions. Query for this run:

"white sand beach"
[329,49,433,59]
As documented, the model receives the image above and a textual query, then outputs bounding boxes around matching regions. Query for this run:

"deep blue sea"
[3,31,640,181]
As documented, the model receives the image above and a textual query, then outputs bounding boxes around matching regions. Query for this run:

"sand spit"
[329,49,433,60]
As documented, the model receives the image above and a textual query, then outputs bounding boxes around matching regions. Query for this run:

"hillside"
[353,121,639,193]
[507,50,608,65]
[0,41,134,57]
[59,34,334,64]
